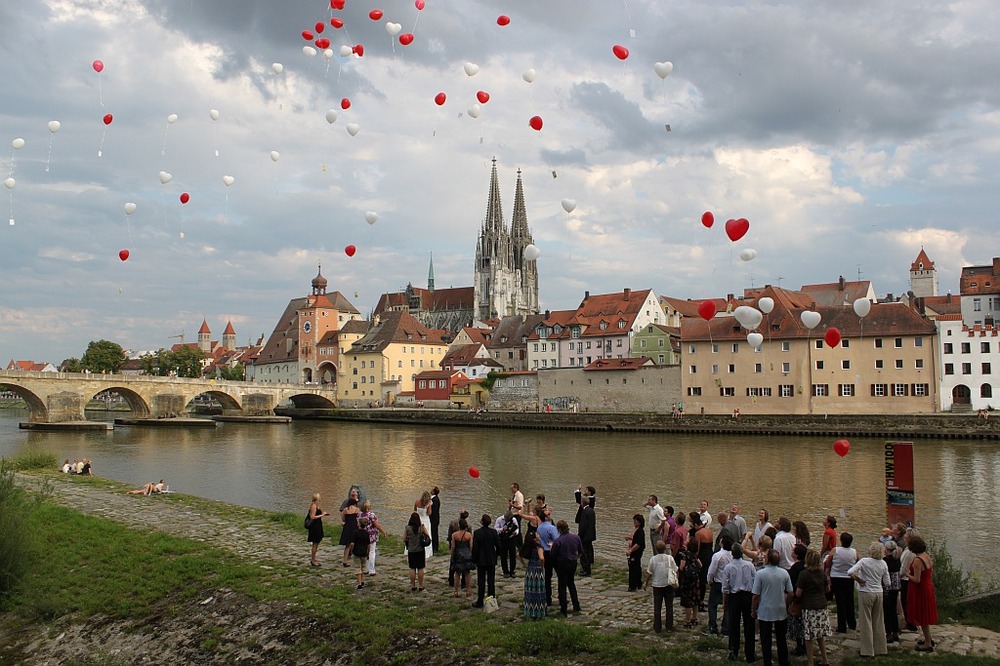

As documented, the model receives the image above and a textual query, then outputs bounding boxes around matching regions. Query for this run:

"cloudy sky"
[2,0,998,363]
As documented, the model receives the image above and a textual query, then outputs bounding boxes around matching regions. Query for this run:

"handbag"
[304,513,313,529]
[788,597,802,618]
[419,531,432,548]
[667,565,679,589]
[483,595,499,613]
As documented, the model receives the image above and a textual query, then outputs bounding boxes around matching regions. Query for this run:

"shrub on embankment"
[0,456,50,606]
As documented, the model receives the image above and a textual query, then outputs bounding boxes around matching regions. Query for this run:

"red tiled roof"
[198,319,211,334]
[223,320,236,335]
[800,279,872,307]
[662,296,727,318]
[584,357,654,370]
[350,311,448,353]
[911,248,935,271]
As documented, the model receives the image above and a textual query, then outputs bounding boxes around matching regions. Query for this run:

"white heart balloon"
[179,231,185,240]
[158,171,173,184]
[561,198,577,213]
[325,109,338,124]
[4,177,15,190]
[346,123,360,137]
[758,297,774,314]
[747,332,764,349]
[222,175,235,186]
[48,120,61,133]
[739,248,757,262]
[522,68,536,83]
[271,62,284,74]
[365,211,378,225]
[123,202,137,215]
[523,244,541,261]
[11,138,25,150]
[209,109,220,121]
[270,150,280,162]
[340,45,353,57]
[167,113,178,124]
[324,48,334,60]
[800,311,822,330]
[853,297,871,318]
[467,104,482,119]
[302,46,317,58]
[733,305,763,330]
[463,62,480,77]
[386,22,402,36]
[653,61,674,79]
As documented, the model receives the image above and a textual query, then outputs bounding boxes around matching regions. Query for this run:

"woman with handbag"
[306,493,330,568]
[404,512,431,591]
[796,549,832,666]
[644,541,679,632]
[451,517,474,598]
[520,531,547,619]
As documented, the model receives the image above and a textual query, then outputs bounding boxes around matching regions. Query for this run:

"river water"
[1,409,995,579]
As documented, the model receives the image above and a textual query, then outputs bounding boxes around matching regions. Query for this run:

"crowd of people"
[61,458,93,475]
[303,486,938,662]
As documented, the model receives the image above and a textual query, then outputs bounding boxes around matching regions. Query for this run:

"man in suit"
[430,486,441,553]
[576,487,597,576]
[471,513,499,608]
[550,520,583,615]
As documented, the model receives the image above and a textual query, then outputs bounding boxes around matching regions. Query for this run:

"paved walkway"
[35,476,1000,663]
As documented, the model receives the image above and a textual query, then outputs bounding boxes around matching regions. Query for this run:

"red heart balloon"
[330,0,345,9]
[353,44,364,57]
[179,192,190,204]
[301,30,314,41]
[833,439,850,457]
[330,18,344,28]
[697,300,717,321]
[612,44,629,60]
[341,98,351,110]
[369,9,383,20]
[497,15,510,26]
[103,113,113,125]
[701,211,714,228]
[118,249,129,262]
[725,217,749,242]
[92,59,104,73]
[314,21,325,34]
[529,115,543,131]
[345,244,356,257]
[476,90,490,104]
[824,327,842,348]
[399,33,414,46]
[314,38,328,49]
[434,92,446,106]
[468,466,480,479]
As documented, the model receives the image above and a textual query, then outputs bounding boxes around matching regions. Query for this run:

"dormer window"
[618,320,626,329]
[554,324,562,334]
[571,327,580,339]
[600,321,608,330]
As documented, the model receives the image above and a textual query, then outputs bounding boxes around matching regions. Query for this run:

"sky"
[2,0,999,363]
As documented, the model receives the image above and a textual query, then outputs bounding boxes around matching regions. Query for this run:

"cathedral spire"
[510,168,532,252]
[428,252,435,292]
[483,157,504,233]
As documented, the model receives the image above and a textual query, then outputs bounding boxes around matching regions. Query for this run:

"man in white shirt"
[645,495,666,547]
[729,504,748,543]
[773,517,796,570]
[722,544,757,663]
[698,500,712,531]
[705,534,735,636]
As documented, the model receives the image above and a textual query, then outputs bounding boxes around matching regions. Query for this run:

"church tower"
[474,159,539,320]
[909,248,938,298]
[197,319,212,353]
[222,321,236,351]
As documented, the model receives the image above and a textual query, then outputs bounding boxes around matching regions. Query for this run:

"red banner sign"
[885,441,915,528]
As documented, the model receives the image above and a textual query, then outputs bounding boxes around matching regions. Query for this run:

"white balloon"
[467,104,482,119]
[653,61,674,79]
[179,231,185,240]
[340,45,353,57]
[739,248,757,262]
[325,109,338,124]
[158,171,173,184]
[386,22,402,36]
[463,62,480,77]
[365,211,378,225]
[271,62,284,74]
[222,175,235,186]
[561,198,577,213]
[302,46,317,58]
[523,244,541,261]
[747,332,764,349]
[123,202,137,215]
[209,109,220,121]
[853,297,872,318]
[47,120,61,133]
[11,138,25,150]
[733,305,763,330]
[270,150,280,162]
[346,123,360,137]
[166,113,178,124]
[3,177,14,190]
[758,297,774,314]
[800,310,822,330]
[324,49,334,60]
[522,68,536,83]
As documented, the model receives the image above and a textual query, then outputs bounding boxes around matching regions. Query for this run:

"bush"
[0,459,34,604]
[928,539,977,601]
[10,448,58,471]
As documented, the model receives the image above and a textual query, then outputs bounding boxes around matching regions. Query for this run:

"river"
[1,409,995,580]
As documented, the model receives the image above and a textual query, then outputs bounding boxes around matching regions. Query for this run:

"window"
[841,360,851,370]
[812,384,829,397]
[640,340,647,348]
[894,338,903,348]
[712,343,719,353]
[587,341,592,349]
[893,383,908,397]
[398,360,402,368]
[688,387,702,396]
[944,363,954,375]
[781,342,790,352]
[658,355,665,364]
[418,380,426,389]
[815,340,823,349]
[617,339,623,347]
[914,337,922,348]
[781,362,790,373]
[760,387,772,397]
[726,364,735,373]
[842,339,850,349]
[658,339,664,348]
[352,368,358,375]
[572,328,580,338]
[872,384,887,397]
[732,343,740,353]
[370,376,375,384]
[913,383,928,397]
[496,379,504,388]
[599,321,608,330]
[875,338,883,349]
[689,365,697,374]
[747,387,759,397]
[974,298,982,312]
[522,379,530,387]
[961,342,971,354]
[839,384,855,397]
[816,360,825,370]
[943,343,953,354]
[915,359,924,369]
[712,364,720,374]
[962,363,972,375]
[720,387,735,397]
[982,384,993,399]
[895,359,903,370]
[618,320,626,329]
[360,376,367,384]
[688,344,696,354]
[983,342,991,353]
[779,384,794,397]
[755,363,763,373]
[984,363,992,375]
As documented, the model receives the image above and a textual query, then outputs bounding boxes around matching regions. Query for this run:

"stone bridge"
[0,370,337,423]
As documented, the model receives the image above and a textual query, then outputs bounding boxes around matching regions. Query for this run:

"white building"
[936,314,999,411]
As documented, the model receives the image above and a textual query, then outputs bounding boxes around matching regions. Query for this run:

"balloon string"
[125,214,133,245]
[98,74,104,107]
[46,135,54,172]
[623,0,635,35]
[8,190,14,226]
[98,128,107,158]
[161,126,169,156]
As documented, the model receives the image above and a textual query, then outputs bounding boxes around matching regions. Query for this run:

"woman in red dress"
[905,535,938,652]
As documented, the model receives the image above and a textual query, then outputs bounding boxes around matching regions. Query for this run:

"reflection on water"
[0,410,995,577]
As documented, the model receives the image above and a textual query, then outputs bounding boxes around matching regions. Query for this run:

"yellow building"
[681,286,938,415]
[339,311,449,407]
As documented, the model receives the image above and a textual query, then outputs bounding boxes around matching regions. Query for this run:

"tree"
[219,363,245,381]
[80,340,127,374]
[169,346,206,378]
[139,350,170,376]
[59,358,82,373]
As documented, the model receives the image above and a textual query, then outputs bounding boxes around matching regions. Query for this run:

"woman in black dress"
[307,493,330,567]
[340,497,360,567]
[626,513,646,591]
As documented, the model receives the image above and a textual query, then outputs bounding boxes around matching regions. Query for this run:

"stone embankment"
[17,474,1000,664]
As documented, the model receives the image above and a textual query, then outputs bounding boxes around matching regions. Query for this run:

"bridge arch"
[317,362,337,386]
[85,387,151,417]
[0,382,48,422]
[185,389,242,413]
[287,393,337,409]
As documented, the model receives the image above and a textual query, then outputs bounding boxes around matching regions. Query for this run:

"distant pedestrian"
[339,497,360,567]
[678,538,702,628]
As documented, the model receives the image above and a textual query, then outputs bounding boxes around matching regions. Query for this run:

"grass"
[8,448,59,471]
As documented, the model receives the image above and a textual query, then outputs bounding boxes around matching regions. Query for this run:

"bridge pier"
[47,391,86,423]
[151,394,186,419]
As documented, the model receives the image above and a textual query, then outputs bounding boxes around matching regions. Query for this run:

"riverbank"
[4,472,1000,665]
[278,408,1000,440]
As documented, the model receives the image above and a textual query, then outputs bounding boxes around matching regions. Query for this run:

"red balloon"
[725,217,749,242]
[399,33,414,46]
[824,327,842,348]
[345,244,356,257]
[103,113,113,126]
[697,300,717,321]
[314,21,325,34]
[434,92,447,106]
[612,44,629,60]
[315,38,330,49]
[118,249,129,262]
[415,0,425,8]
[92,59,104,73]
[701,211,714,228]
[497,15,511,26]
[179,192,190,204]
[301,30,314,41]
[529,115,543,131]
[341,97,351,110]
[330,0,345,9]
[353,44,364,57]
[468,466,480,479]
[833,439,851,457]
[369,9,383,20]
[330,18,344,28]
[476,90,490,104]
